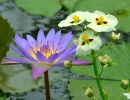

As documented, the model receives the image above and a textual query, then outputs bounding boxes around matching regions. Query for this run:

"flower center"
[81,34,93,46]
[82,34,89,42]
[72,15,80,23]
[28,43,59,60]
[96,16,107,25]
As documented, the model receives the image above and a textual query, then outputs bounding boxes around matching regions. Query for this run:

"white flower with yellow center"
[85,10,118,32]
[58,11,88,27]
[74,30,102,56]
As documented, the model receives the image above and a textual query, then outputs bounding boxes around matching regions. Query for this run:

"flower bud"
[84,87,94,97]
[103,89,109,99]
[64,60,72,69]
[121,80,129,90]
[98,55,112,67]
[110,32,120,42]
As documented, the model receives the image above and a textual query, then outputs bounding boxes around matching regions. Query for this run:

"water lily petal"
[36,52,46,62]
[45,28,55,43]
[32,65,49,79]
[47,53,59,63]
[59,31,73,51]
[1,60,21,65]
[9,45,24,56]
[4,57,31,64]
[37,29,45,44]
[69,59,92,66]
[26,35,37,48]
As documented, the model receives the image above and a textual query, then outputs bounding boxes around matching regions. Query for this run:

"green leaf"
[68,80,127,100]
[61,0,79,13]
[0,16,14,63]
[74,0,130,32]
[0,0,6,3]
[15,0,62,17]
[71,43,130,80]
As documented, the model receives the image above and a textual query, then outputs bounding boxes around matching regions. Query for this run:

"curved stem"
[71,67,96,79]
[98,64,108,77]
[96,42,113,58]
[113,88,122,100]
[92,96,98,100]
[91,50,107,100]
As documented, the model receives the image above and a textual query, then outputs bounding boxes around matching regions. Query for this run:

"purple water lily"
[5,28,91,79]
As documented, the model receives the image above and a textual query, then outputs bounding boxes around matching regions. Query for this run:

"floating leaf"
[0,16,14,63]
[15,0,62,17]
[74,0,130,32]
[61,0,79,13]
[0,0,6,3]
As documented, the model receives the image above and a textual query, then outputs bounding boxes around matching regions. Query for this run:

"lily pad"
[0,16,14,63]
[74,0,130,32]
[0,0,6,3]
[61,0,79,13]
[15,0,62,17]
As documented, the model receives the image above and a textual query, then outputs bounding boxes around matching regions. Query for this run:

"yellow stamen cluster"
[72,15,80,23]
[98,16,104,23]
[82,34,89,42]
[96,16,107,25]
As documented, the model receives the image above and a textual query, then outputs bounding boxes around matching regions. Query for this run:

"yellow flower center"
[72,15,80,23]
[82,34,89,42]
[96,16,107,25]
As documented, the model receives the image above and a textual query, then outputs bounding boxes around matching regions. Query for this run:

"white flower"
[85,10,118,32]
[58,11,88,27]
[110,32,120,41]
[74,30,102,56]
[123,92,130,99]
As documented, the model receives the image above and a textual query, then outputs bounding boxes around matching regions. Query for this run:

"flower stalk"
[96,41,113,58]
[91,50,107,100]
[71,67,95,79]
[44,71,50,100]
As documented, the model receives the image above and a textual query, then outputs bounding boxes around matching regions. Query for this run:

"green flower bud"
[64,60,72,69]
[85,87,94,97]
[121,80,129,90]
[110,32,120,42]
[98,54,113,67]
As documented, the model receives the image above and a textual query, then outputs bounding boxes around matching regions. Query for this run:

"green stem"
[98,64,108,77]
[91,50,107,100]
[77,25,83,32]
[92,96,98,100]
[71,67,95,79]
[96,42,113,58]
[113,88,122,100]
